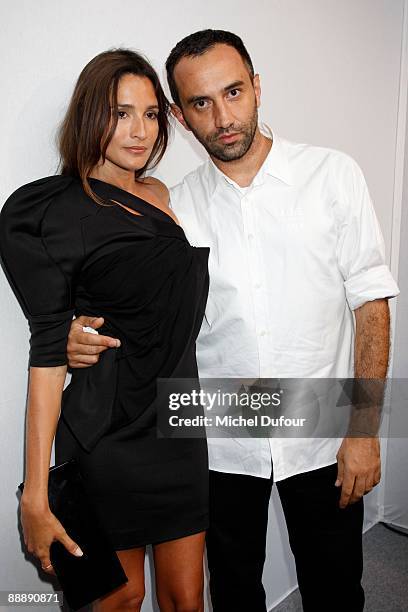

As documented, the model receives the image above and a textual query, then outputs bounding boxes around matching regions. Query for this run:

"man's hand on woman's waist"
[67,315,120,369]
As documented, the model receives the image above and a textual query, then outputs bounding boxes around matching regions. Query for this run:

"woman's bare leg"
[153,531,206,612]
[92,546,146,612]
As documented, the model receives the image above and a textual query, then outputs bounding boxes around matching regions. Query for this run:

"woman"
[0,49,209,611]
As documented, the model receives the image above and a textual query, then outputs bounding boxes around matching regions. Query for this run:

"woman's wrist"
[21,488,49,512]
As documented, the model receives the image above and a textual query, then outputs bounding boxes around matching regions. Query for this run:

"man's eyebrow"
[186,81,246,105]
[223,80,245,91]
[186,94,208,105]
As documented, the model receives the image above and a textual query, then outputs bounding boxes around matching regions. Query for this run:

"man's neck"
[210,127,272,188]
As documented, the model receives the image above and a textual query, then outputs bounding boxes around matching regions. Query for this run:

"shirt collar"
[207,123,293,197]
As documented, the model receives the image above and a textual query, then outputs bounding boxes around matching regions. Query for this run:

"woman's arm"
[23,367,66,500]
[20,367,83,574]
[0,177,88,574]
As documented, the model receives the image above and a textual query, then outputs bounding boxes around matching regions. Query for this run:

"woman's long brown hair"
[58,48,170,203]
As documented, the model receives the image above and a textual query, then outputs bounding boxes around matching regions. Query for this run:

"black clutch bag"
[18,459,128,610]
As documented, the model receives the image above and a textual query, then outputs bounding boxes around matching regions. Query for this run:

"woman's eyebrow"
[116,103,159,110]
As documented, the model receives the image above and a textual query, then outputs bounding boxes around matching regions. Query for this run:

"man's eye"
[194,99,209,110]
[228,89,240,98]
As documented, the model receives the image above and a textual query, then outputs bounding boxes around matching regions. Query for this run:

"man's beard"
[185,104,258,162]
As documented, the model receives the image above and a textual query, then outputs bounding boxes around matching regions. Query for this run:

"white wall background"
[0,1,406,610]
[383,1,408,531]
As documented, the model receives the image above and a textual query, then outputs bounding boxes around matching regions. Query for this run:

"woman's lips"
[125,146,147,154]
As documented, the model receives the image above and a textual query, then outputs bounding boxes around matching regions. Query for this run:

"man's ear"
[171,103,191,132]
[253,74,261,109]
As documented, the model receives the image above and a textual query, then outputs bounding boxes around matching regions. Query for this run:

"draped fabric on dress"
[0,176,210,548]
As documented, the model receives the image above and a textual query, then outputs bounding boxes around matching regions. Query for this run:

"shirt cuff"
[344,264,400,310]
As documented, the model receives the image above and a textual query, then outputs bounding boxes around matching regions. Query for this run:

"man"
[67,30,399,611]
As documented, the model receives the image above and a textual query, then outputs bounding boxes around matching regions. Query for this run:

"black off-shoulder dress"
[0,176,210,549]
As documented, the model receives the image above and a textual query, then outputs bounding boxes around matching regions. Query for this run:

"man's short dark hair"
[165,29,255,107]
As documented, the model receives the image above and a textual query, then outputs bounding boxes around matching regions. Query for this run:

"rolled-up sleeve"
[333,154,399,310]
[0,176,77,366]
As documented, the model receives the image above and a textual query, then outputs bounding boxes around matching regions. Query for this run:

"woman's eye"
[146,111,158,120]
[118,111,128,119]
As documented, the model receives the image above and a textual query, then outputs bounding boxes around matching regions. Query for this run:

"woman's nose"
[130,116,147,140]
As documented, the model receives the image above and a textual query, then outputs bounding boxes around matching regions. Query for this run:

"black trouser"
[206,464,364,612]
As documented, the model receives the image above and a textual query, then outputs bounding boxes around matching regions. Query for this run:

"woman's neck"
[90,162,139,194]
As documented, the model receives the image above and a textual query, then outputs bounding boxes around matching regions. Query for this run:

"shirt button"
[254,283,261,289]
[260,330,267,336]
[248,233,255,241]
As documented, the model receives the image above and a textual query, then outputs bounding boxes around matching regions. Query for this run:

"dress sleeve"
[0,176,81,366]
[332,154,400,310]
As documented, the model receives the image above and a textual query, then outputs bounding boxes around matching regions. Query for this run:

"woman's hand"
[20,495,83,576]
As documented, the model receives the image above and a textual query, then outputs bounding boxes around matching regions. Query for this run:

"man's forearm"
[335,299,389,507]
[354,298,390,378]
[350,298,390,435]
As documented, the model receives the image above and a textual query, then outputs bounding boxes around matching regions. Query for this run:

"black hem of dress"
[110,518,209,551]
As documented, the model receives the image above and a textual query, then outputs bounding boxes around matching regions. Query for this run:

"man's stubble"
[184,102,259,163]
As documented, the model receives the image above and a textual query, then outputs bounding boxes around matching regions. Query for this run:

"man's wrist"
[345,430,378,439]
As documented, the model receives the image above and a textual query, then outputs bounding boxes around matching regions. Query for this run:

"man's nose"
[130,116,147,140]
[214,101,234,130]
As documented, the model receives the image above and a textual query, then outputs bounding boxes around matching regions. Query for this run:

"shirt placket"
[240,187,271,378]
[239,185,277,479]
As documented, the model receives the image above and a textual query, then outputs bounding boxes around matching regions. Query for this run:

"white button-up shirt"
[169,124,399,482]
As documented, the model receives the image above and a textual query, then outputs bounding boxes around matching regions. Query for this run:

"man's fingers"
[72,332,119,351]
[350,474,366,504]
[339,472,355,508]
[81,332,119,349]
[67,348,108,369]
[73,315,104,329]
[71,354,102,365]
[364,473,375,496]
[71,339,110,354]
[86,316,105,330]
[335,456,344,487]
[68,361,94,369]
[67,316,120,370]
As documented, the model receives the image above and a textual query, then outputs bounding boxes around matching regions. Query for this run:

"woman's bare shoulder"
[141,176,169,206]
